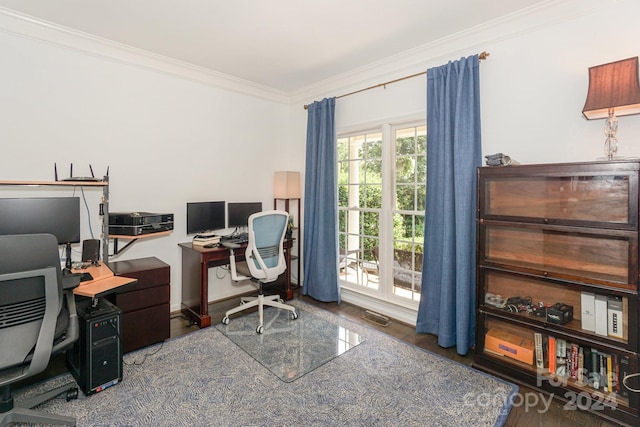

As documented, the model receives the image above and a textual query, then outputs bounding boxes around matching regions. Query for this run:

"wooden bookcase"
[473,161,640,426]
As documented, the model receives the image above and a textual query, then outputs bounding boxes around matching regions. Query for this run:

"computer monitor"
[0,197,81,244]
[186,201,225,235]
[227,202,262,228]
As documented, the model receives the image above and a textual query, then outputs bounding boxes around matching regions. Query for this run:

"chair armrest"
[62,274,81,290]
[51,290,79,353]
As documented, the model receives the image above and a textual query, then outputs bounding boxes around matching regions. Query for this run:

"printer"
[108,212,174,236]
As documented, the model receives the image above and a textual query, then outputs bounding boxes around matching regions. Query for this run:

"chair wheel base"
[221,316,229,325]
[256,325,264,334]
[66,387,79,402]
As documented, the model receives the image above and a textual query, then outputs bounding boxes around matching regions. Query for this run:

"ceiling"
[0,0,549,93]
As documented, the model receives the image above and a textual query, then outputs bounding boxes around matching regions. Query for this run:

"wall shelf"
[0,180,107,187]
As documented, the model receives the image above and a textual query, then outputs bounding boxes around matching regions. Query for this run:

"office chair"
[221,210,298,334]
[0,233,80,427]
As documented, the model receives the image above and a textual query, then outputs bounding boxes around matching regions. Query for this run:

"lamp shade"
[582,57,640,120]
[274,171,301,199]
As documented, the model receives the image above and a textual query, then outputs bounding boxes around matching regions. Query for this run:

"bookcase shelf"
[473,161,640,426]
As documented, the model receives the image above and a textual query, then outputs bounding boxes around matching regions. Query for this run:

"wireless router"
[55,163,103,182]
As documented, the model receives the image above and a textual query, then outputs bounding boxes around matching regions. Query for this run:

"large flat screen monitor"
[0,197,81,244]
[227,202,262,228]
[186,201,225,234]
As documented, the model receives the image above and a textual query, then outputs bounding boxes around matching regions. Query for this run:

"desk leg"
[198,259,211,327]
[180,249,211,328]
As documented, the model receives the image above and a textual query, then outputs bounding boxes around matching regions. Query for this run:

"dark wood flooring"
[170,295,625,427]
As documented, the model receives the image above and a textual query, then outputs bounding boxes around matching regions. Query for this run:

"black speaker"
[81,239,100,263]
[67,298,122,395]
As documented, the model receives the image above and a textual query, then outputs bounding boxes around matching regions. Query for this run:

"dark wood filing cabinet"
[474,161,640,426]
[108,257,170,353]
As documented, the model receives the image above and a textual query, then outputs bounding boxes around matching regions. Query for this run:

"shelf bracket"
[112,238,138,256]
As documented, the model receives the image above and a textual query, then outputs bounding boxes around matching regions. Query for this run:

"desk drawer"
[110,257,170,291]
[114,284,169,313]
[121,303,170,353]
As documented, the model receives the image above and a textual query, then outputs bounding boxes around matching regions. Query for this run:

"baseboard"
[340,288,418,326]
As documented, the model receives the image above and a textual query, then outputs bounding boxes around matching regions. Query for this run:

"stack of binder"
[192,233,220,246]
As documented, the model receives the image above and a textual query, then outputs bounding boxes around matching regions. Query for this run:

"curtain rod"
[303,51,489,109]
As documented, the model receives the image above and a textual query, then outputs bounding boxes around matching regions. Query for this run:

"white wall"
[287,0,640,323]
[291,0,640,162]
[2,0,640,320]
[0,28,291,312]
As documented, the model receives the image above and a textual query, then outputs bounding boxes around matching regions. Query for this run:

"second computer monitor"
[186,201,225,235]
[227,202,262,228]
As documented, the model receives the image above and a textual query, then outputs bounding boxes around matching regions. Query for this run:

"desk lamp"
[582,57,640,160]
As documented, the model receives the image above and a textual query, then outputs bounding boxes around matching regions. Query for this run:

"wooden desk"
[72,263,137,298]
[178,239,293,328]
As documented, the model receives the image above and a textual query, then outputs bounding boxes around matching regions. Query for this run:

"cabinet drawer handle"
[543,218,549,224]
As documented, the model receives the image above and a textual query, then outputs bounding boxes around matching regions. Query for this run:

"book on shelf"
[556,338,567,377]
[594,295,608,336]
[607,353,613,393]
[548,336,556,373]
[607,296,623,339]
[534,332,544,370]
[581,292,596,332]
[577,347,585,385]
[570,343,579,380]
[590,349,600,390]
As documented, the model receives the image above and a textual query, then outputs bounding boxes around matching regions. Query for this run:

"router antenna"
[89,164,95,178]
[54,163,58,181]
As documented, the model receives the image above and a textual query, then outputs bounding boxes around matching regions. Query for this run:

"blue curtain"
[415,55,481,355]
[303,97,340,302]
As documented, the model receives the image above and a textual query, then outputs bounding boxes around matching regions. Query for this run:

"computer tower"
[67,298,123,395]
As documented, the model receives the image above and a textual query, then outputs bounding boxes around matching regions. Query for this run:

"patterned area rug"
[16,300,517,426]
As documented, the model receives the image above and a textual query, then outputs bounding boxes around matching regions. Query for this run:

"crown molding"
[0,7,290,105]
[290,0,612,106]
[0,0,614,108]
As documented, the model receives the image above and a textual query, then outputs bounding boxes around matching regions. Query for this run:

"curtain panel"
[303,97,340,302]
[415,55,481,355]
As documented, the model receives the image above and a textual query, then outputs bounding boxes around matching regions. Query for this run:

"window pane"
[337,138,349,161]
[363,184,382,209]
[338,184,348,208]
[362,211,380,237]
[416,185,426,212]
[396,156,414,183]
[364,159,382,184]
[396,185,415,211]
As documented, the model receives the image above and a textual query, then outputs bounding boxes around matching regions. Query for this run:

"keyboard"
[221,233,248,244]
[80,272,93,282]
[223,236,247,245]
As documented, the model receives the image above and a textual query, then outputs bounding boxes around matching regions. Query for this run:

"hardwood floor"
[171,296,625,427]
